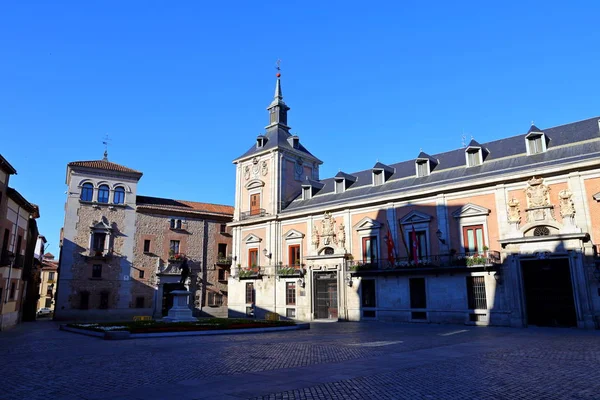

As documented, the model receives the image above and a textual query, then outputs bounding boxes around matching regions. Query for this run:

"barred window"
[208,292,223,307]
[467,276,487,309]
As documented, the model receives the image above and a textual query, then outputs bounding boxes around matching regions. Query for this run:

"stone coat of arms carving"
[524,177,555,222]
[312,212,344,249]
[558,189,575,218]
[507,198,520,224]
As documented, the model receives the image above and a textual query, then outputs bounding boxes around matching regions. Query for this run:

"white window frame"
[302,186,311,200]
[415,160,430,177]
[525,133,547,155]
[335,179,345,193]
[402,222,431,258]
[283,229,305,266]
[465,147,483,167]
[372,170,384,186]
[452,204,490,254]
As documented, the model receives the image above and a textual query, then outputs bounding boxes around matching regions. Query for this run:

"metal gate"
[521,258,577,327]
[314,272,338,319]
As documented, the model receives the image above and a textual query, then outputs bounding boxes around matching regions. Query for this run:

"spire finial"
[102,134,111,161]
[531,120,535,126]
[274,59,283,100]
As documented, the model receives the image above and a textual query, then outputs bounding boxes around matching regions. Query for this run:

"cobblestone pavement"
[1,320,599,399]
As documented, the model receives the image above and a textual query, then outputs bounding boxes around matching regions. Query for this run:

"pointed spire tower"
[266,65,290,131]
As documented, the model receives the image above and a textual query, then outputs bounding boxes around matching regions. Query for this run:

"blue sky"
[1,1,599,256]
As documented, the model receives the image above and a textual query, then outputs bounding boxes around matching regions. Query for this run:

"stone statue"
[337,222,346,249]
[321,212,336,246]
[179,256,190,285]
[507,198,521,224]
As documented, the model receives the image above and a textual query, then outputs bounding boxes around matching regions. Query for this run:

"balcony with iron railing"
[347,251,501,275]
[238,266,262,279]
[85,248,114,261]
[216,255,233,266]
[275,264,305,278]
[240,209,266,221]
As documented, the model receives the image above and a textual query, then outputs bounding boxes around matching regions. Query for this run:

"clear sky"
[2,1,599,256]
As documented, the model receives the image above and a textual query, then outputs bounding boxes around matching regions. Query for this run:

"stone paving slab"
[1,321,599,399]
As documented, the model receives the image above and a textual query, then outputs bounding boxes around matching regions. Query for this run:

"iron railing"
[347,251,501,272]
[238,266,262,278]
[216,256,233,266]
[240,209,266,220]
[275,264,304,277]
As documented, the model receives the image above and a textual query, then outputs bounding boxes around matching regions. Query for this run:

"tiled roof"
[136,195,234,216]
[68,160,142,175]
[284,116,600,212]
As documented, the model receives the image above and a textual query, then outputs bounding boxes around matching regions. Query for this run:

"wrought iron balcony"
[347,251,501,273]
[275,264,305,277]
[216,256,233,266]
[85,249,113,260]
[238,266,262,279]
[240,208,266,220]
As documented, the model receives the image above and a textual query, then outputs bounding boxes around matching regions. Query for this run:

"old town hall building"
[227,75,600,329]
[55,155,233,321]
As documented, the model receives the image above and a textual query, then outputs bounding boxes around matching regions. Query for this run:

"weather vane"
[102,133,111,160]
[275,59,281,77]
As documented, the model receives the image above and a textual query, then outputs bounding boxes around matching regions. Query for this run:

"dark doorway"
[410,278,427,320]
[521,258,577,327]
[161,283,180,316]
[314,272,338,319]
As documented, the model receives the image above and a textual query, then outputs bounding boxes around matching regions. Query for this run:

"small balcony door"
[248,248,258,268]
[250,194,261,215]
[463,225,485,255]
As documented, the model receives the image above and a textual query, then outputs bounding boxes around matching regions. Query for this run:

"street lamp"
[436,229,446,245]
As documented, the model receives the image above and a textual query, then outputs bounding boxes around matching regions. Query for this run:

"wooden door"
[250,194,260,215]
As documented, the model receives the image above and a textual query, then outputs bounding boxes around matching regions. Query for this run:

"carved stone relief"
[294,158,304,181]
[507,198,521,224]
[261,160,268,176]
[312,212,345,250]
[311,224,320,248]
[244,165,250,180]
[558,189,575,218]
[524,176,555,223]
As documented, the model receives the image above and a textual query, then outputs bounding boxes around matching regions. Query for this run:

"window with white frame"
[416,161,429,177]
[466,149,481,167]
[451,203,490,255]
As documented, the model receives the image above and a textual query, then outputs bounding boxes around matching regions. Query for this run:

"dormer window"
[414,153,437,178]
[466,148,481,166]
[288,135,299,149]
[525,125,547,155]
[335,179,345,193]
[464,139,487,167]
[256,135,267,149]
[371,162,394,185]
[373,171,383,186]
[302,186,311,200]
[416,160,428,177]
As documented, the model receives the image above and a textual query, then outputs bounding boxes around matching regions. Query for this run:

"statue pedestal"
[162,290,196,322]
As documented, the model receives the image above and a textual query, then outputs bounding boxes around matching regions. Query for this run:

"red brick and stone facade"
[55,158,233,321]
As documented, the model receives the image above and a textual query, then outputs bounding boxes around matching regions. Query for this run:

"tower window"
[113,187,125,204]
[80,183,94,201]
[97,185,110,203]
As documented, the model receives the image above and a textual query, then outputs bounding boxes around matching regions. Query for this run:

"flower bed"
[67,318,295,334]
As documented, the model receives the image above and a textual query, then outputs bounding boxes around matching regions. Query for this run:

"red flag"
[411,225,419,264]
[386,228,395,263]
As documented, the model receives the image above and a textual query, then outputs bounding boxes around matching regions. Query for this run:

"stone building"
[55,155,233,321]
[37,252,58,314]
[0,154,41,330]
[228,75,600,329]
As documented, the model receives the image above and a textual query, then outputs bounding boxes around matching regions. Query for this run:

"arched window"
[80,183,94,201]
[113,187,125,204]
[98,185,110,203]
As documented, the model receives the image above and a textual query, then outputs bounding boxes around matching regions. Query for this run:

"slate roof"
[68,160,143,175]
[136,195,234,216]
[236,126,318,161]
[283,116,600,212]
